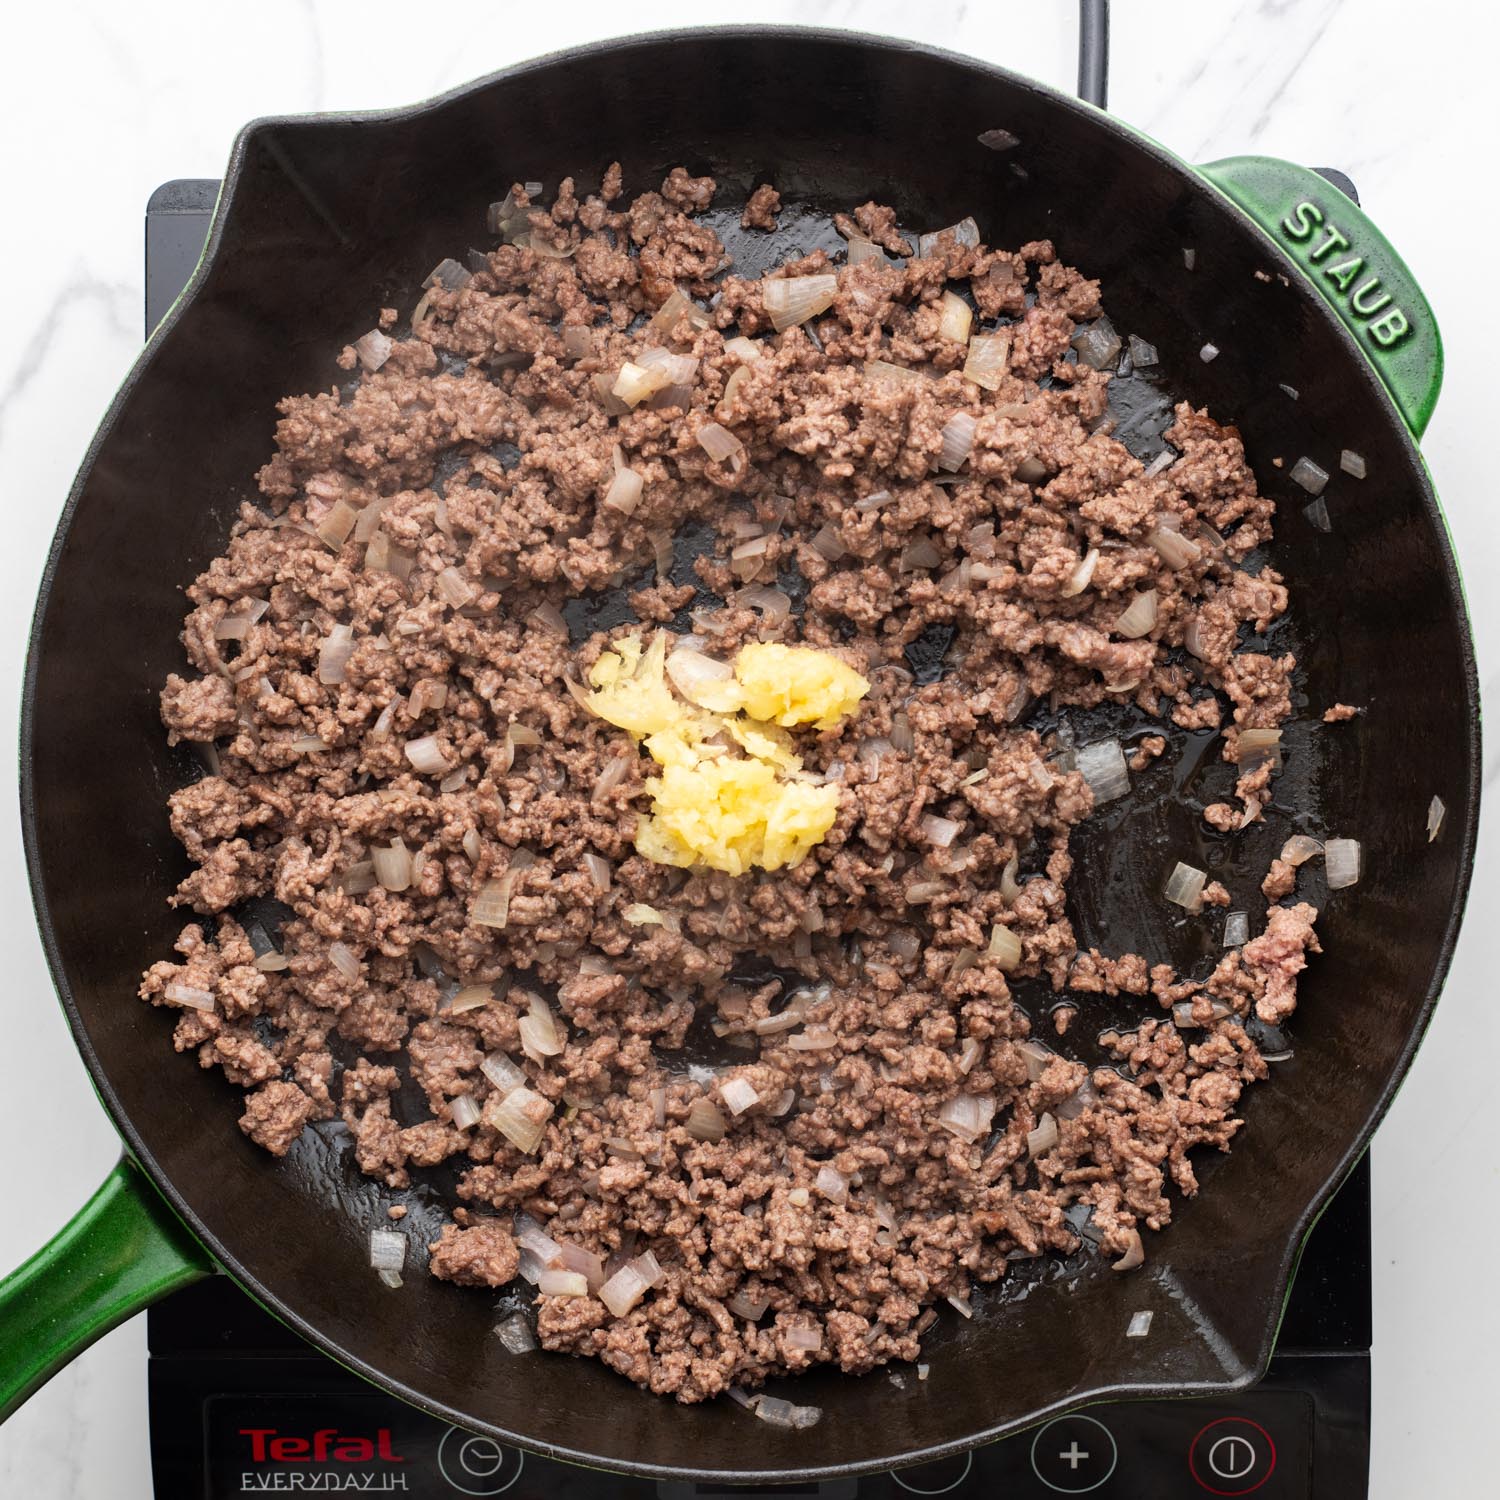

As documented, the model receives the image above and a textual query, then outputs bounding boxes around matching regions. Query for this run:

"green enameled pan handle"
[0,1157,212,1420]
[1199,155,1443,437]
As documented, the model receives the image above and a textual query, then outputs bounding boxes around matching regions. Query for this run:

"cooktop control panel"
[157,1374,1342,1498]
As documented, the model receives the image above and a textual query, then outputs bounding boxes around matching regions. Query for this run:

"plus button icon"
[1059,1441,1090,1470]
[1031,1416,1118,1492]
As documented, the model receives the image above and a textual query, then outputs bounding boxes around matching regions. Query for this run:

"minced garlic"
[579,632,868,874]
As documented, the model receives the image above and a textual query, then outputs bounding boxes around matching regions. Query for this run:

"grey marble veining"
[0,5,1493,1498]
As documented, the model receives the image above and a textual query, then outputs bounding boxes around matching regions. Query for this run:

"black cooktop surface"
[143,180,1371,1500]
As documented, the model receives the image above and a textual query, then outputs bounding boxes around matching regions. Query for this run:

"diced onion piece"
[666,646,736,707]
[936,411,977,472]
[353,330,393,372]
[1304,497,1333,532]
[1235,728,1283,769]
[845,237,883,266]
[1148,527,1201,569]
[1126,1310,1154,1339]
[811,523,846,561]
[1223,911,1250,947]
[1113,589,1158,640]
[583,853,612,893]
[815,1164,849,1204]
[785,1325,823,1352]
[1290,457,1330,495]
[905,881,947,906]
[762,273,838,331]
[603,465,644,514]
[937,1093,996,1144]
[1018,1039,1054,1082]
[787,1028,839,1052]
[1077,739,1130,803]
[451,1094,482,1130]
[937,291,973,343]
[631,1250,665,1288]
[728,1292,770,1321]
[728,584,791,624]
[1281,834,1323,866]
[611,353,694,408]
[599,1262,650,1316]
[444,984,492,1020]
[377,1269,403,1289]
[685,1098,727,1143]
[215,597,269,640]
[481,1050,526,1095]
[721,1077,759,1116]
[1059,548,1099,597]
[554,1240,607,1291]
[518,993,564,1061]
[899,536,943,572]
[696,422,745,467]
[1112,1229,1145,1272]
[494,1312,537,1353]
[318,623,355,684]
[987,924,1022,971]
[1325,837,1362,889]
[1071,315,1121,371]
[946,1294,974,1319]
[369,1229,406,1273]
[561,325,594,360]
[404,735,449,775]
[1428,795,1446,843]
[865,359,924,387]
[917,217,980,258]
[164,983,215,1011]
[537,1269,590,1298]
[315,500,358,551]
[647,287,707,339]
[461,829,481,863]
[328,941,360,980]
[753,1397,823,1431]
[1000,853,1022,902]
[623,903,664,926]
[470,877,516,928]
[1200,342,1219,362]
[372,840,412,893]
[435,567,474,608]
[1340,449,1367,479]
[423,257,472,291]
[919,814,961,848]
[1027,1111,1059,1158]
[963,332,1012,390]
[957,1035,983,1073]
[529,602,568,638]
[1165,861,1208,913]
[484,1086,553,1154]
[1128,334,1158,367]
[254,952,289,973]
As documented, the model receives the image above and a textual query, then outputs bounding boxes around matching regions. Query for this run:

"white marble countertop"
[0,2,1494,1496]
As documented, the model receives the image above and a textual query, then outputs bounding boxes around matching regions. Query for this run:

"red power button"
[1188,1417,1277,1495]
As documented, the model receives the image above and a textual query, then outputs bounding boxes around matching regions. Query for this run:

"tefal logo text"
[239,1429,406,1464]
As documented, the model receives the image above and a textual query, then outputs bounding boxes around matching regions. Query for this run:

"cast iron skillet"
[0,24,1480,1486]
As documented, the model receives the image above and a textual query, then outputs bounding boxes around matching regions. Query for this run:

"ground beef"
[1323,702,1358,722]
[428,1220,521,1287]
[142,168,1326,1404]
[741,184,781,231]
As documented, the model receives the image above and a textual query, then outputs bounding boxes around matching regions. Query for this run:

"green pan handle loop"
[1199,155,1443,437]
[0,1157,213,1421]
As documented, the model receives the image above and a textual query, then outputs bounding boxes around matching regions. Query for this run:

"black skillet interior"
[22,28,1477,1483]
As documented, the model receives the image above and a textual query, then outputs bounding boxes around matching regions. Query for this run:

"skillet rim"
[17,23,1482,1483]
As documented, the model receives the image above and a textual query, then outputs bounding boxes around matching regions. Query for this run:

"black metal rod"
[1077,0,1110,109]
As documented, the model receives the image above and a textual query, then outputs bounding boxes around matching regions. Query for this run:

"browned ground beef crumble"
[140,167,1323,1404]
